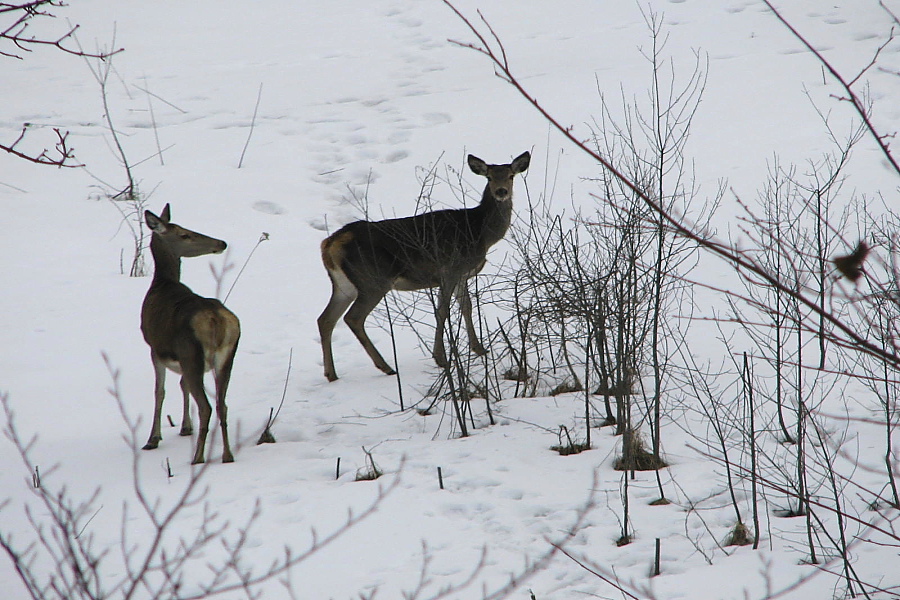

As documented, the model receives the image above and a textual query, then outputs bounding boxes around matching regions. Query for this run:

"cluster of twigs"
[1,1,122,167]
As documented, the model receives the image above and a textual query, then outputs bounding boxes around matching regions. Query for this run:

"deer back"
[321,151,529,293]
[328,203,501,291]
[141,283,235,367]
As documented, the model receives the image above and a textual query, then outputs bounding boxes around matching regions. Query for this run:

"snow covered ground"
[2,1,899,598]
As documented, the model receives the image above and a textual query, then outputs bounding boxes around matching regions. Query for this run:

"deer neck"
[476,186,513,247]
[149,235,183,285]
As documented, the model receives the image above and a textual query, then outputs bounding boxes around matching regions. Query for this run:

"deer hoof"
[179,427,193,437]
[374,359,397,376]
[142,437,161,450]
[222,454,235,464]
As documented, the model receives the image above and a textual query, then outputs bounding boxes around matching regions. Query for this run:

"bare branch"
[1,126,83,168]
[1,1,123,60]
[761,0,900,177]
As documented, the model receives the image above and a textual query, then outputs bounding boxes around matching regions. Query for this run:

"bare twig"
[762,1,900,176]
[1,126,82,167]
[224,232,270,302]
[237,82,263,168]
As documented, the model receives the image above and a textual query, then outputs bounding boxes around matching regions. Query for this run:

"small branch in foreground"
[1,10,123,61]
[224,232,270,303]
[238,82,263,168]
[762,0,900,177]
[1,126,83,167]
[2,2,124,168]
[257,348,292,445]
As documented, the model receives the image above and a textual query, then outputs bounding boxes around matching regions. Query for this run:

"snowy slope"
[2,1,899,598]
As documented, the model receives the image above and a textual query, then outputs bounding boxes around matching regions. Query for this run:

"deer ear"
[512,151,531,174]
[145,210,167,233]
[467,154,488,176]
[160,204,172,223]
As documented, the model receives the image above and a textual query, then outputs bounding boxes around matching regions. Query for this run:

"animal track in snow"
[499,488,524,500]
[252,200,285,215]
[308,216,329,232]
[382,150,408,163]
[300,2,457,204]
[422,112,452,125]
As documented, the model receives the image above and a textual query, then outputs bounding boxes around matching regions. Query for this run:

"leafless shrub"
[355,446,384,482]
[0,377,399,600]
[444,1,900,595]
[725,522,752,547]
[613,428,667,472]
[550,425,590,456]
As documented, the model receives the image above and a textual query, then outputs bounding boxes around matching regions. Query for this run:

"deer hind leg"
[318,271,357,382]
[143,351,167,450]
[456,282,487,356]
[179,350,212,465]
[178,376,193,436]
[432,283,455,369]
[213,336,239,463]
[343,286,397,376]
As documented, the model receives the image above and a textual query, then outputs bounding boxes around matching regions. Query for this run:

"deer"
[140,204,241,464]
[318,150,531,381]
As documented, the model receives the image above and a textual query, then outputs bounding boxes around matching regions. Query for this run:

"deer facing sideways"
[318,151,531,381]
[141,204,240,464]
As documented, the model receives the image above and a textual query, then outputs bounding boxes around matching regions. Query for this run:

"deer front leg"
[143,353,167,450]
[457,282,487,356]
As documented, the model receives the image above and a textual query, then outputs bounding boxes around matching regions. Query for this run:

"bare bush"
[0,383,398,600]
[444,0,900,596]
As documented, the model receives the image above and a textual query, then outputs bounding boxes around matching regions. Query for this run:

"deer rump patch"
[190,307,240,372]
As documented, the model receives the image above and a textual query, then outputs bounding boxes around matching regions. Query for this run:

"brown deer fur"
[318,151,530,381]
[141,204,240,464]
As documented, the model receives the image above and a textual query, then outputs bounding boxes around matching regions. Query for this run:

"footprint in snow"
[271,492,301,506]
[383,150,408,163]
[388,130,411,144]
[308,216,330,232]
[252,200,285,215]
[724,1,752,13]
[500,488,524,500]
[422,112,452,125]
[360,98,389,108]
